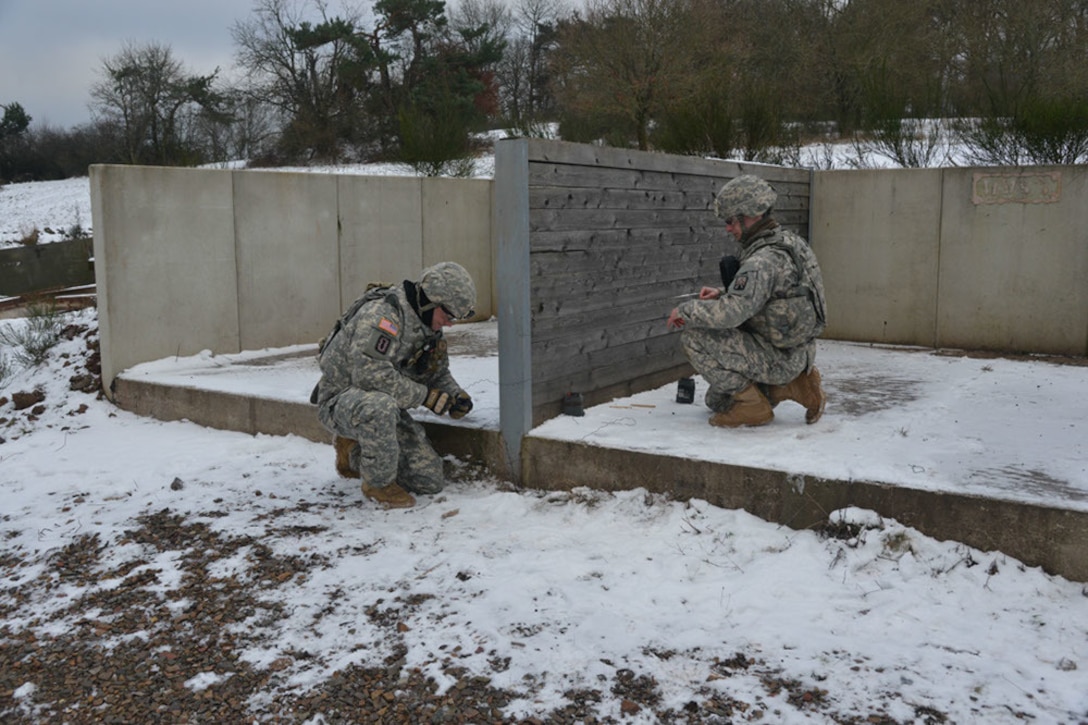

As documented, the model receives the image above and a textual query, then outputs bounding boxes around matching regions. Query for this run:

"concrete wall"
[0,237,95,297]
[813,166,1088,356]
[91,158,1088,408]
[90,165,493,396]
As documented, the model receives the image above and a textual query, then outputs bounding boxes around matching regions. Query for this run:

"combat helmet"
[713,174,778,220]
[419,261,476,320]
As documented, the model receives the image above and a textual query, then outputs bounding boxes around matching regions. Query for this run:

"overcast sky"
[0,0,258,129]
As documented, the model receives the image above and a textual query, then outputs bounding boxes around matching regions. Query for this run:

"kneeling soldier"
[312,262,476,508]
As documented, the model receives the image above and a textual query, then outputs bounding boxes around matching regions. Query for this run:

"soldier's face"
[431,305,453,331]
[724,215,742,238]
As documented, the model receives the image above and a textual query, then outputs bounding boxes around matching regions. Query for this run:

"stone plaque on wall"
[972,171,1061,205]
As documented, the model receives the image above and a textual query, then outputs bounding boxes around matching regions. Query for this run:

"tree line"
[4,0,1088,182]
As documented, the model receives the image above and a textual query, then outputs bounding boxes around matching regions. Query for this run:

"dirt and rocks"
[0,503,899,725]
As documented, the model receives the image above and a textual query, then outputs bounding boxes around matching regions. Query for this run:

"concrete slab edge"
[111,377,1088,582]
[520,437,1088,583]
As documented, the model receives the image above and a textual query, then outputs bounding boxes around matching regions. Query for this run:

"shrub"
[859,117,950,168]
[0,302,64,367]
[18,225,40,246]
[397,101,476,178]
[652,93,735,159]
[0,348,12,389]
[955,96,1088,166]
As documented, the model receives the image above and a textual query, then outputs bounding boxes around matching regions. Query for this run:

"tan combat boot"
[361,482,416,509]
[334,436,359,478]
[709,384,774,428]
[767,367,826,424]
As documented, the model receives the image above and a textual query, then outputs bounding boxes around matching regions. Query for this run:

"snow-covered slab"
[532,341,1088,513]
[120,319,1088,513]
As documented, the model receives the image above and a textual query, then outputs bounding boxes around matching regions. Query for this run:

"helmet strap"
[404,280,438,327]
[737,214,777,245]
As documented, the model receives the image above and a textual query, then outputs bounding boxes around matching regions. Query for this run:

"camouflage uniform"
[313,262,475,494]
[674,176,827,413]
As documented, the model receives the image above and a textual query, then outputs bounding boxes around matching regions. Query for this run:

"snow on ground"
[2,306,1088,723]
[0,176,93,246]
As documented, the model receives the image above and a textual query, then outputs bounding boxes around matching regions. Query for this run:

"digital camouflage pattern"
[420,261,476,320]
[713,174,779,220]
[676,213,827,412]
[313,276,470,495]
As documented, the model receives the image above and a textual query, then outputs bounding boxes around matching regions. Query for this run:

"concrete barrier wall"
[91,166,241,395]
[812,166,1088,356]
[0,237,95,297]
[90,165,494,395]
[91,158,1088,402]
[812,169,942,347]
[937,167,1088,355]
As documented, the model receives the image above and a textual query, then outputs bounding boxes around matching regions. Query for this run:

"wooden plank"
[532,334,687,406]
[532,318,676,361]
[530,250,712,279]
[530,275,719,320]
[530,226,726,252]
[524,138,813,184]
[530,185,716,212]
[529,207,737,232]
[531,362,692,426]
[528,207,807,237]
[531,288,713,334]
[534,329,681,379]
[528,163,811,197]
[530,164,727,194]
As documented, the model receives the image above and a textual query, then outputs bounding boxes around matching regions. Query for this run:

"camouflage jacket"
[313,283,462,410]
[677,222,827,349]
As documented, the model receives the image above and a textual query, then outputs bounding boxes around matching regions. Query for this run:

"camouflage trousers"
[680,327,813,412]
[317,389,445,494]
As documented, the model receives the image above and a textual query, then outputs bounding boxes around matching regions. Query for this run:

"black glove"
[449,392,473,420]
[423,388,452,415]
[720,255,740,288]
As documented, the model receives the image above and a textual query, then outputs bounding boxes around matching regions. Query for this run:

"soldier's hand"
[449,392,473,420]
[667,308,685,330]
[423,388,452,415]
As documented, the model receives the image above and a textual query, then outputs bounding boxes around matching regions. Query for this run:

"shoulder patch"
[378,317,399,336]
[732,273,749,291]
[362,320,398,360]
[374,334,393,356]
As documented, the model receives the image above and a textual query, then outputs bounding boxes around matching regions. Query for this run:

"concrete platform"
[112,322,1088,582]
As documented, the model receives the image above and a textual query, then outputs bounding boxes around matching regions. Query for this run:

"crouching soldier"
[312,262,476,508]
[667,174,828,427]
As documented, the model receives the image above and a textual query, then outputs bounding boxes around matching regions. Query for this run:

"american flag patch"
[378,317,399,336]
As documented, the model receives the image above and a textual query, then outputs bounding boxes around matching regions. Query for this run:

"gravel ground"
[0,505,835,725]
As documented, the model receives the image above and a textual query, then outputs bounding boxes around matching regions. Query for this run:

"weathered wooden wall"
[521,141,812,424]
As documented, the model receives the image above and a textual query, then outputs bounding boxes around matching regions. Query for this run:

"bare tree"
[90,41,227,165]
[232,0,366,160]
[501,0,564,130]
